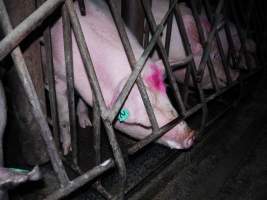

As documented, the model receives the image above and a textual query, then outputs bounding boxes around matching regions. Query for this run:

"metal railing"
[0,0,262,199]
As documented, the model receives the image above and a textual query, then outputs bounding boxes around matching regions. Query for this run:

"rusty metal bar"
[108,0,160,133]
[203,0,232,84]
[0,0,66,61]
[196,0,224,82]
[0,0,69,186]
[44,159,114,200]
[141,0,187,116]
[190,0,220,91]
[62,5,79,166]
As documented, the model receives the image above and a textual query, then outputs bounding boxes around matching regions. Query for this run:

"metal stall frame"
[0,0,262,199]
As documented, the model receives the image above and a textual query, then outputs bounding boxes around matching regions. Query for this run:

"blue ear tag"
[118,108,129,123]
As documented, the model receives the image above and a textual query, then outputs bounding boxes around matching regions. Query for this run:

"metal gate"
[0,0,263,199]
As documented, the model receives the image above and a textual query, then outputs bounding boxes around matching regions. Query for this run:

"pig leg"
[77,98,92,128]
[55,77,71,155]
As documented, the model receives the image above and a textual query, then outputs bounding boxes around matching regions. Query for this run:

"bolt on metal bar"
[203,0,232,84]
[64,1,126,199]
[196,0,224,82]
[0,0,66,61]
[173,3,208,130]
[190,0,220,91]
[0,0,69,186]
[108,0,160,133]
[44,159,114,200]
[62,5,79,167]
[141,0,187,116]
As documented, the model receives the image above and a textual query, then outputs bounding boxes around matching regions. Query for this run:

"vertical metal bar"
[108,0,160,131]
[165,0,174,56]
[173,3,208,130]
[203,0,232,84]
[62,5,79,167]
[37,0,61,154]
[0,0,69,186]
[141,0,186,116]
[43,27,61,151]
[64,1,126,199]
[190,0,220,91]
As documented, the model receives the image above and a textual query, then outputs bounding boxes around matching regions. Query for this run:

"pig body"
[151,0,239,89]
[51,0,194,154]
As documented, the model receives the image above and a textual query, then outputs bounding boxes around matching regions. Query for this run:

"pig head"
[51,0,195,154]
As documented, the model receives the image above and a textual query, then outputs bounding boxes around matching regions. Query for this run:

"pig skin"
[51,0,195,154]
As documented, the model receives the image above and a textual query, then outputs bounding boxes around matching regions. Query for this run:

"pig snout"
[162,124,195,149]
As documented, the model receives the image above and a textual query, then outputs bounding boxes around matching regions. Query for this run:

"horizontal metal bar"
[0,0,66,61]
[44,159,114,200]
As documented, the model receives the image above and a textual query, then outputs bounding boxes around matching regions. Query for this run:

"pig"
[151,0,239,89]
[51,0,195,155]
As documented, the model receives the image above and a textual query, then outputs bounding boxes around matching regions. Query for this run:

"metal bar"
[196,0,224,82]
[190,0,220,91]
[108,0,160,132]
[165,0,174,56]
[0,0,69,186]
[203,0,232,84]
[0,0,66,61]
[42,24,61,151]
[62,5,78,166]
[103,122,126,200]
[64,1,126,199]
[44,159,114,200]
[141,0,187,116]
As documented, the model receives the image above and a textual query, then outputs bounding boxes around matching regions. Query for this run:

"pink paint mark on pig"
[145,64,166,93]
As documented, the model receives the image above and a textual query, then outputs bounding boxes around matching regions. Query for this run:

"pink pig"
[51,0,195,154]
[151,1,239,88]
